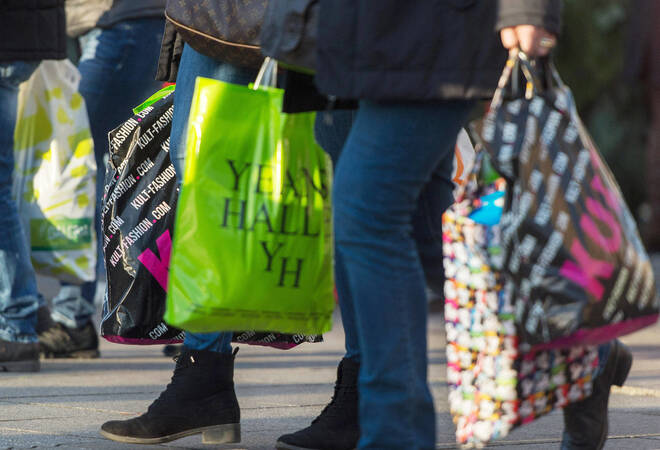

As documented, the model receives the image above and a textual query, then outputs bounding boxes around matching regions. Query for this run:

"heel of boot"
[612,343,633,387]
[202,423,240,444]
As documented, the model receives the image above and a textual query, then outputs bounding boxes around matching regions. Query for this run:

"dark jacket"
[0,0,67,61]
[97,0,165,29]
[315,0,562,101]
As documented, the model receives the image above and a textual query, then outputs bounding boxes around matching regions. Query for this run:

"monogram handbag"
[165,0,267,68]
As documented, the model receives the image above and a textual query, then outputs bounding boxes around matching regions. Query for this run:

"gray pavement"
[1,255,660,449]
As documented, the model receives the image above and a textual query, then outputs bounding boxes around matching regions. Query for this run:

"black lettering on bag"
[227,159,251,191]
[279,257,303,288]
[260,241,285,271]
[222,198,246,229]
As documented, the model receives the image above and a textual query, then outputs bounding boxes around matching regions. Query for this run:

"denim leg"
[333,100,473,449]
[172,45,259,354]
[53,18,165,328]
[0,61,41,343]
[313,110,362,361]
[314,109,454,362]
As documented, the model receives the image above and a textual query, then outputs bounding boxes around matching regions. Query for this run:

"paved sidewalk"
[1,255,660,449]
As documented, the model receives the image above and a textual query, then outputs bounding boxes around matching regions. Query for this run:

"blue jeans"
[0,61,41,343]
[315,111,451,361]
[333,100,473,449]
[171,45,258,353]
[52,18,164,328]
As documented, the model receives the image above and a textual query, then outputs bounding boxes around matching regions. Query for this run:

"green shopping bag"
[165,74,335,335]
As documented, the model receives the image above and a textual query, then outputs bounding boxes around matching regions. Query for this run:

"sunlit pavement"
[1,255,659,450]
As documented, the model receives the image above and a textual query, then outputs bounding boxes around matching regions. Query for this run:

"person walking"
[273,1,632,449]
[37,0,167,359]
[0,0,67,372]
[99,17,453,444]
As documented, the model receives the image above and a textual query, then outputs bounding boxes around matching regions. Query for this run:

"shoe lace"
[147,354,193,413]
[312,380,357,424]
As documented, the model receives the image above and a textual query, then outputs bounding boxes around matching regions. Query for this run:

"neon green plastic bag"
[165,77,334,335]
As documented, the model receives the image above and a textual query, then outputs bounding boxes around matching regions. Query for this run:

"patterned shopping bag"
[443,155,599,447]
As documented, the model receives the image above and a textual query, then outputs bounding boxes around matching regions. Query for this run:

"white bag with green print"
[13,60,97,283]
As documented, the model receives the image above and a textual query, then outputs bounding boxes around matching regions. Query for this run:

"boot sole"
[100,423,240,445]
[0,359,40,372]
[276,441,356,450]
[41,349,100,359]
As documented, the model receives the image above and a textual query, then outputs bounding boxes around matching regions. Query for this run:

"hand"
[500,25,557,57]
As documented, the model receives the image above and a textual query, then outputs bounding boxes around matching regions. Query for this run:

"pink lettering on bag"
[581,197,621,253]
[559,239,614,300]
[591,172,621,214]
[137,230,172,292]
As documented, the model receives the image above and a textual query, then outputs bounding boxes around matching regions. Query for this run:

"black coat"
[0,0,66,62]
[315,0,562,101]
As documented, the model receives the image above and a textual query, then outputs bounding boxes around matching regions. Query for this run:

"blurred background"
[555,0,658,249]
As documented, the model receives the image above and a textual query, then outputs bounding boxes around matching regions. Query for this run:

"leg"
[100,46,256,445]
[314,109,451,361]
[171,44,258,355]
[333,100,473,449]
[277,107,459,449]
[0,61,41,371]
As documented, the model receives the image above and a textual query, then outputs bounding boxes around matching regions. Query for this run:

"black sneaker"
[0,339,40,372]
[100,348,241,444]
[38,321,100,359]
[276,358,360,450]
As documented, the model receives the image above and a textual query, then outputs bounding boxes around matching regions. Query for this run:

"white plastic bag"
[13,60,97,283]
[452,128,476,195]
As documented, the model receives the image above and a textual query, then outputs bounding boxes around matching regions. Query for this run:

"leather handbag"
[165,0,267,68]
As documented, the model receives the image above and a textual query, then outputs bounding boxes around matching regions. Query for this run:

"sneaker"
[0,339,40,372]
[39,320,100,359]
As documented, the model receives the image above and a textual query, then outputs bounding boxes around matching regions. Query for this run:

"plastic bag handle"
[489,49,541,111]
[253,57,278,90]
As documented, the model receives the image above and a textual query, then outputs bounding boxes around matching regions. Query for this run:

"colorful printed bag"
[443,153,599,447]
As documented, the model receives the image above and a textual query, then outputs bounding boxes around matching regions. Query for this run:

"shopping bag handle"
[253,57,278,90]
[489,49,545,111]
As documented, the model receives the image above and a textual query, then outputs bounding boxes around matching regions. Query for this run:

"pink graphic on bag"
[137,229,172,292]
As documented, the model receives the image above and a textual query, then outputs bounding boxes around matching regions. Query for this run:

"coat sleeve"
[496,0,562,35]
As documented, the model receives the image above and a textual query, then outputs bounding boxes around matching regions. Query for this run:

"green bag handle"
[133,84,176,114]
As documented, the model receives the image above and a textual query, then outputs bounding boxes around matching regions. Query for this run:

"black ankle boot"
[561,340,633,450]
[277,357,359,450]
[101,347,241,445]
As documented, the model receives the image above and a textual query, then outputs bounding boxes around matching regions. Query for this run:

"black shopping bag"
[473,52,658,350]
